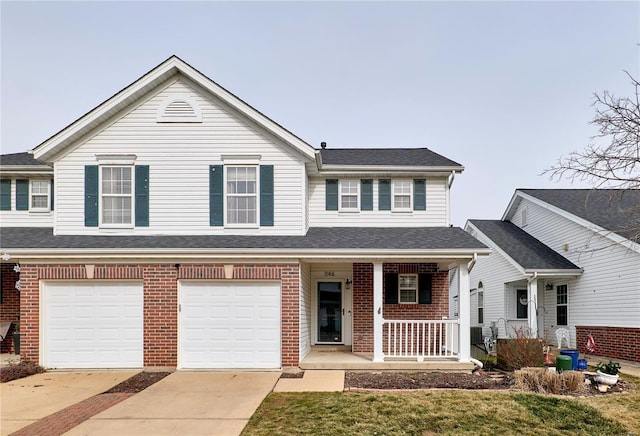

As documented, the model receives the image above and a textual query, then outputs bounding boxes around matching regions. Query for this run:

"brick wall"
[19,263,299,368]
[352,263,449,354]
[576,325,640,363]
[1,263,20,353]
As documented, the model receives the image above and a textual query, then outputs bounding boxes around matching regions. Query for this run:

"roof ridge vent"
[157,94,202,123]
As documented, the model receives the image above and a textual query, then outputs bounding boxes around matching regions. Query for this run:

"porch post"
[373,262,384,362]
[528,278,538,338]
[457,262,471,362]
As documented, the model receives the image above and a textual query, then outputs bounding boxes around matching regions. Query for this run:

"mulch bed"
[102,371,172,394]
[345,371,513,390]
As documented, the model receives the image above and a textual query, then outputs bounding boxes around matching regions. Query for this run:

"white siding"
[467,227,526,338]
[0,178,54,227]
[512,198,640,330]
[299,262,312,360]
[53,78,307,235]
[308,177,449,227]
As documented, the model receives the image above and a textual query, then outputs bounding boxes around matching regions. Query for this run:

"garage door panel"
[44,282,143,369]
[180,282,281,369]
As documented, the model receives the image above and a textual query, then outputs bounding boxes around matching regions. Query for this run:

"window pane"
[400,289,416,303]
[341,195,357,209]
[557,306,568,326]
[102,167,131,194]
[32,181,48,194]
[102,197,131,224]
[32,195,48,208]
[516,289,528,319]
[478,308,484,324]
[341,181,357,194]
[394,181,411,194]
[399,275,417,289]
[394,195,410,209]
[227,195,256,224]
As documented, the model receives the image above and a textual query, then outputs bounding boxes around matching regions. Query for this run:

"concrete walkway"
[63,371,280,436]
[0,371,137,436]
[274,370,345,392]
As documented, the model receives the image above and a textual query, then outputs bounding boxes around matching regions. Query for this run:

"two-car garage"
[41,281,281,369]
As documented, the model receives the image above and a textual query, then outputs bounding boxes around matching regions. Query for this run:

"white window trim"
[99,165,134,229]
[556,284,568,326]
[29,180,50,213]
[339,180,359,212]
[392,180,413,212]
[398,273,418,304]
[224,165,259,228]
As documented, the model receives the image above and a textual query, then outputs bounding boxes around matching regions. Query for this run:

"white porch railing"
[383,319,459,360]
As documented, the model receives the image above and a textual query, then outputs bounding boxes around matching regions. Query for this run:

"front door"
[317,282,343,343]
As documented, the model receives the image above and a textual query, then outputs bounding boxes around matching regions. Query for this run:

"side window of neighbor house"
[556,285,568,326]
[384,273,432,305]
[478,291,484,324]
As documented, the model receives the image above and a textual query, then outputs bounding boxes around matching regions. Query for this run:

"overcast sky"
[1,1,638,226]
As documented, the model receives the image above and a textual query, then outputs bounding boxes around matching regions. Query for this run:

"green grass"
[243,378,639,436]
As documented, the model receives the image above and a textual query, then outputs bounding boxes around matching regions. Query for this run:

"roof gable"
[32,56,316,162]
[504,189,640,245]
[467,219,582,274]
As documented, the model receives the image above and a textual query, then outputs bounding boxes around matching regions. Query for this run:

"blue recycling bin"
[560,349,579,370]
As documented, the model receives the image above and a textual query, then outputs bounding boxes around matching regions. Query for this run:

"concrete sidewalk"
[63,371,281,436]
[0,371,136,436]
[274,370,345,392]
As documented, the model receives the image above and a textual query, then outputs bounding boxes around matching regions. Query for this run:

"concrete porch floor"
[300,347,474,372]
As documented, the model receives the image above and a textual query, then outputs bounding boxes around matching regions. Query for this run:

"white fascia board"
[501,190,522,221]
[0,167,53,177]
[33,57,316,162]
[319,165,464,174]
[466,221,527,276]
[5,247,492,263]
[510,191,640,254]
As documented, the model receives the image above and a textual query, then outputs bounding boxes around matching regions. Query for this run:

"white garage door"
[43,282,143,369]
[179,281,281,369]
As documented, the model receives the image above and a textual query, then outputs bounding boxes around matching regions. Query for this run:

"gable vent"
[157,94,202,123]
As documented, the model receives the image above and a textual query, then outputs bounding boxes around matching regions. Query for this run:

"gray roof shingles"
[0,226,486,251]
[469,220,581,271]
[520,189,640,242]
[320,148,462,167]
[0,152,50,167]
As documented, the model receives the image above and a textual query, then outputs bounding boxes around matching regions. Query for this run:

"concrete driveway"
[64,371,281,436]
[0,371,137,436]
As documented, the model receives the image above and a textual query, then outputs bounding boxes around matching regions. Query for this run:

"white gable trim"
[33,56,316,162]
[503,191,640,254]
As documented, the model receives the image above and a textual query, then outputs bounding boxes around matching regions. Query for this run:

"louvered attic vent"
[157,94,202,123]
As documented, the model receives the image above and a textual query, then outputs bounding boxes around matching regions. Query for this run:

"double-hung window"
[226,166,257,225]
[393,180,412,211]
[399,274,418,304]
[556,285,568,326]
[339,180,359,211]
[30,180,50,211]
[101,166,132,225]
[478,291,484,324]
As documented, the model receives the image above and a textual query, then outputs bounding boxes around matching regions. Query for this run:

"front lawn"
[243,375,639,435]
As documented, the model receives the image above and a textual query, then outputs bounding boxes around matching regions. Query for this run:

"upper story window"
[393,180,412,211]
[340,180,359,211]
[226,166,257,225]
[85,157,148,228]
[101,166,132,226]
[30,180,50,211]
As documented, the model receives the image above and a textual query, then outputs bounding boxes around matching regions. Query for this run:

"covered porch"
[298,258,478,370]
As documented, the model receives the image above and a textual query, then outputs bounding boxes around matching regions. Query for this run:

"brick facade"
[19,263,299,368]
[576,325,640,363]
[352,262,450,354]
[1,263,20,353]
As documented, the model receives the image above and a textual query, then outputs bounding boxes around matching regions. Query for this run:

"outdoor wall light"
[345,279,352,289]
[545,282,554,291]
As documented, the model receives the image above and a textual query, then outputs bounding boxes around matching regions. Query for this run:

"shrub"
[0,361,45,383]
[496,327,543,371]
[514,367,587,395]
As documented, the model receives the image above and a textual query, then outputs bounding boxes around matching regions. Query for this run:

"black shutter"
[16,179,29,210]
[418,273,432,304]
[135,165,149,227]
[260,165,274,226]
[413,179,426,210]
[361,179,373,210]
[84,166,99,227]
[325,179,338,210]
[379,179,391,210]
[384,273,398,304]
[209,165,224,226]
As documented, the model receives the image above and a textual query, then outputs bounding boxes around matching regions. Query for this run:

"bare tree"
[546,71,640,189]
[545,72,640,244]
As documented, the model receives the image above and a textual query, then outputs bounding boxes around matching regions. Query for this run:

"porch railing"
[383,319,459,360]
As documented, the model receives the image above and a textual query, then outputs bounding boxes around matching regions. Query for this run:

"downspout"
[527,271,538,284]
[447,171,456,189]
[470,357,484,371]
[467,253,478,273]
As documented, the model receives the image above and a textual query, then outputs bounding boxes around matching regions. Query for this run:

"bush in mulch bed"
[345,371,513,390]
[0,361,45,383]
[102,371,172,394]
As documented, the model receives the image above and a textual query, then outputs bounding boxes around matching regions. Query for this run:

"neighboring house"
[0,56,489,370]
[463,189,640,362]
